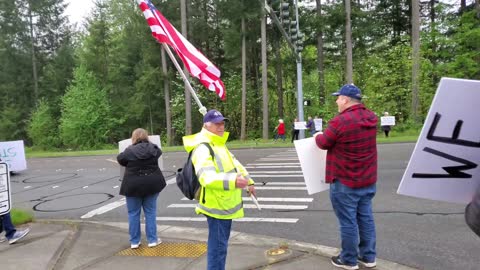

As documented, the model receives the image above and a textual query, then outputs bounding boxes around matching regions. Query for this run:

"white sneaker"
[358,258,377,268]
[0,236,6,243]
[148,238,162,248]
[9,228,30,244]
[130,242,141,249]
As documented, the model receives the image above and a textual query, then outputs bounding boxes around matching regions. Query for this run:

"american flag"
[137,0,226,100]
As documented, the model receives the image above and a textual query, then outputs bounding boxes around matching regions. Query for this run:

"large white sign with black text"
[397,78,480,204]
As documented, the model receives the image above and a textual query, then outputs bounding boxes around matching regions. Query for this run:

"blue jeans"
[126,193,159,245]
[330,180,376,266]
[1,213,16,239]
[206,216,232,270]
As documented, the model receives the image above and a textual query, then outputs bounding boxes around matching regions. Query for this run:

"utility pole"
[263,0,305,138]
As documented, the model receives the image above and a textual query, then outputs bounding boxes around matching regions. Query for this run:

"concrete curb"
[36,219,418,270]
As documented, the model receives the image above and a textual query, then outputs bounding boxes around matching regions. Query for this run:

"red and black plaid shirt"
[315,104,377,188]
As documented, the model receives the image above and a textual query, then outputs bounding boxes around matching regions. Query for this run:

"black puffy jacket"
[465,186,480,237]
[118,141,166,197]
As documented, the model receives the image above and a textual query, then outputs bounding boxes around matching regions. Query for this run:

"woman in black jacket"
[118,128,166,249]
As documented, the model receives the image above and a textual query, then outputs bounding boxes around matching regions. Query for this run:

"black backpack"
[176,142,214,200]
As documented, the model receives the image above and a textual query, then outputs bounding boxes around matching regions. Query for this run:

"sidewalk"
[0,220,417,270]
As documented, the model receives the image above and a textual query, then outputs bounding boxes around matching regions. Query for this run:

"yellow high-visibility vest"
[182,128,254,220]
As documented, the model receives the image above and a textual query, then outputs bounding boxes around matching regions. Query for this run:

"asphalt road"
[8,143,480,270]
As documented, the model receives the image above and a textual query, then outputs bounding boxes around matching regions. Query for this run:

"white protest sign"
[0,163,11,215]
[294,121,307,130]
[314,118,323,131]
[381,116,395,126]
[0,140,27,172]
[397,78,480,204]
[294,137,330,195]
[118,135,163,180]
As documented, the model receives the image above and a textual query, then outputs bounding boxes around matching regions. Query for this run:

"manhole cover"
[266,247,288,256]
[117,242,207,257]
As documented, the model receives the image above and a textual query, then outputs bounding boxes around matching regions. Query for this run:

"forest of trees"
[0,0,479,149]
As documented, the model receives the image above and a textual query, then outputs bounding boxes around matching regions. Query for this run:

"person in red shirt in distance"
[314,84,378,270]
[273,119,286,142]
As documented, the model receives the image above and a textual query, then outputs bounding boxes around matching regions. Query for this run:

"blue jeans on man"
[1,213,16,239]
[126,193,159,245]
[206,216,232,270]
[330,180,376,266]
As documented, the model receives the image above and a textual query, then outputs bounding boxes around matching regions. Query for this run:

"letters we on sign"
[397,78,480,204]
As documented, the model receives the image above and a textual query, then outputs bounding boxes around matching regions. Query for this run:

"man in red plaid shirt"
[314,84,378,270]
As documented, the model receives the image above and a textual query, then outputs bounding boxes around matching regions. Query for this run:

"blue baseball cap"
[332,84,362,100]
[203,109,229,123]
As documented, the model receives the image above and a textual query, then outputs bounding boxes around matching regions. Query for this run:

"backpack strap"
[198,142,214,160]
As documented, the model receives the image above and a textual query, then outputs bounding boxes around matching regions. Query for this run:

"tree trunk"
[273,32,284,119]
[261,14,268,140]
[430,0,438,84]
[28,4,38,105]
[161,47,172,146]
[241,17,247,141]
[345,0,353,84]
[460,0,466,13]
[181,0,191,135]
[476,0,480,19]
[316,0,325,105]
[411,0,421,123]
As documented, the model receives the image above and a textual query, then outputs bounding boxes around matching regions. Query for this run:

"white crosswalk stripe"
[157,217,299,223]
[168,204,308,210]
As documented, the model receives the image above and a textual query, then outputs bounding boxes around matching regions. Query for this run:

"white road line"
[80,177,176,219]
[181,197,313,202]
[168,204,308,210]
[250,175,303,178]
[243,197,312,202]
[52,185,59,189]
[259,158,299,161]
[82,186,89,189]
[81,198,126,219]
[247,170,302,174]
[156,217,298,223]
[258,182,305,185]
[106,159,117,163]
[248,163,300,166]
[245,165,301,169]
[166,177,176,185]
[24,186,31,189]
[252,186,307,190]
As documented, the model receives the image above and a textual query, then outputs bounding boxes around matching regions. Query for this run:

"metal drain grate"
[117,242,207,258]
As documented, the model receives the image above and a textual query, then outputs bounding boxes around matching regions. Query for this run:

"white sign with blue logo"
[0,163,11,215]
[397,78,480,204]
[0,140,27,172]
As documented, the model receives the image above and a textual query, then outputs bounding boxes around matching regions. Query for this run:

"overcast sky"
[65,0,95,24]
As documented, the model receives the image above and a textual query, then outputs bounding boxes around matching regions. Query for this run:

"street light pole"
[263,0,304,138]
[294,0,305,139]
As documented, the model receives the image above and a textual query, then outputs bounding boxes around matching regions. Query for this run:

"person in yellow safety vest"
[182,109,256,270]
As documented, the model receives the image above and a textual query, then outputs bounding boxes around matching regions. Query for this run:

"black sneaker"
[358,257,377,268]
[331,256,359,270]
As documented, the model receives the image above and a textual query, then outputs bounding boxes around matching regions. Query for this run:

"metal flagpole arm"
[161,43,208,116]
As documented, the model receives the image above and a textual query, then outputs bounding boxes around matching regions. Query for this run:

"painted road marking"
[168,204,308,210]
[156,217,298,223]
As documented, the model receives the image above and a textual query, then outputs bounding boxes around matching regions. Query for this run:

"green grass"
[25,130,420,158]
[9,208,34,226]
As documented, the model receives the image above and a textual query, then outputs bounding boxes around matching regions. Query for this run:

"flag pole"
[161,43,207,116]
